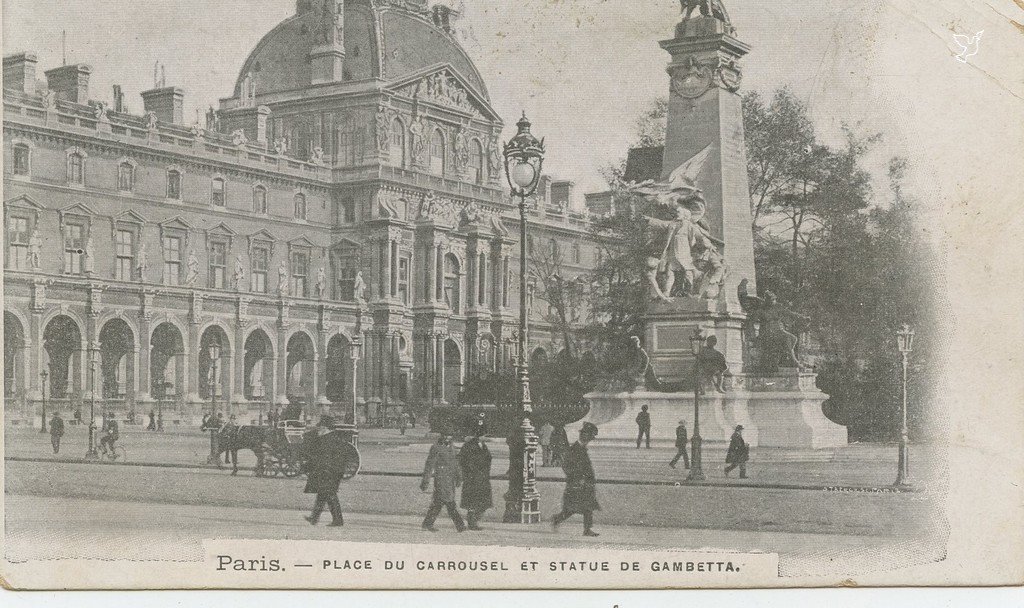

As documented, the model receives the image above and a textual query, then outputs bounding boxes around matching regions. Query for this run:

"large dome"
[233,1,490,101]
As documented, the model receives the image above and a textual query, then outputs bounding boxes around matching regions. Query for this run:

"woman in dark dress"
[458,419,493,531]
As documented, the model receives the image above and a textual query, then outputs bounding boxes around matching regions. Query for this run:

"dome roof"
[233,1,489,101]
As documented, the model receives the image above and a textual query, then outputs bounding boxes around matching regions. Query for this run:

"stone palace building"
[2,0,605,426]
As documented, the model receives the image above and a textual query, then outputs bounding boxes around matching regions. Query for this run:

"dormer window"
[470,140,485,184]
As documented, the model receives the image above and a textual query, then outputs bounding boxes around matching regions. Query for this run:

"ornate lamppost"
[894,324,915,487]
[85,351,99,460]
[39,370,49,433]
[502,112,545,524]
[207,341,222,465]
[686,328,707,481]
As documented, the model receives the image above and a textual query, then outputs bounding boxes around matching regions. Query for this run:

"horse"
[216,425,276,476]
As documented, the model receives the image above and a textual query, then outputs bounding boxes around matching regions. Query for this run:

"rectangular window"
[398,257,410,305]
[336,253,357,301]
[572,243,582,264]
[13,146,30,176]
[212,179,226,207]
[163,236,182,286]
[292,251,309,298]
[251,246,269,294]
[254,187,268,214]
[167,171,182,199]
[7,217,30,269]
[527,235,534,254]
[208,241,227,289]
[64,224,85,274]
[68,154,84,185]
[115,229,134,281]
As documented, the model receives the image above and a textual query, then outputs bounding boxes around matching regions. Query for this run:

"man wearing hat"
[458,415,492,531]
[635,404,652,450]
[552,422,600,537]
[302,419,350,527]
[669,419,690,469]
[725,425,750,479]
[421,431,466,532]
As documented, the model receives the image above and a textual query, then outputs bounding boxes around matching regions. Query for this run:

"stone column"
[185,324,201,404]
[275,327,289,406]
[232,324,247,407]
[436,335,446,404]
[28,312,43,401]
[426,241,436,304]
[137,316,153,403]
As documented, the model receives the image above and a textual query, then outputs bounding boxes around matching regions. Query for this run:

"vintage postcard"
[1,0,1022,591]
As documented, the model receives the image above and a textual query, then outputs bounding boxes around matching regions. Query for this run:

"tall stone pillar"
[137,315,153,404]
[275,326,289,406]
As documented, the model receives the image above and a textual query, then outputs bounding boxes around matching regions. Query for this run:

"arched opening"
[443,339,462,404]
[43,315,82,401]
[444,254,461,314]
[531,347,549,367]
[430,129,446,175]
[198,326,230,404]
[391,118,406,168]
[151,323,184,406]
[4,313,25,401]
[286,332,316,412]
[243,329,274,422]
[99,319,135,402]
[324,334,350,405]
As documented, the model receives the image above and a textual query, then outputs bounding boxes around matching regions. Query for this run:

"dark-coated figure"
[552,422,601,537]
[458,423,493,531]
[421,433,466,532]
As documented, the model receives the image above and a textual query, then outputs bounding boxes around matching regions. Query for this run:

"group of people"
[638,405,750,478]
[300,414,605,537]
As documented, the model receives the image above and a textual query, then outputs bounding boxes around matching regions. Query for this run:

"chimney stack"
[45,63,92,103]
[141,86,185,125]
[4,53,38,95]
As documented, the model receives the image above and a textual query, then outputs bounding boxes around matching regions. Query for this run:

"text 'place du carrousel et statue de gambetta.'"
[571,0,848,450]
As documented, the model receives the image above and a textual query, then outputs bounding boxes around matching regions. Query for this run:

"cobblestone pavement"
[4,426,944,489]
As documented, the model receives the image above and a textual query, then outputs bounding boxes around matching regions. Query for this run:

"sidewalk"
[5,493,919,579]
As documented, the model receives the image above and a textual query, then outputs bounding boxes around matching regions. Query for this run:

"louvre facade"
[2,0,604,426]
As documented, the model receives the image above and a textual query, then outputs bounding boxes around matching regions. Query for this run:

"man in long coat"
[302,424,350,527]
[421,432,466,532]
[725,425,750,479]
[50,412,65,454]
[635,404,652,449]
[552,422,600,537]
[458,419,492,531]
[669,419,690,469]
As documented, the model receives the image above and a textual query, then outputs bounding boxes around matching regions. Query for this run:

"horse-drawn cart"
[254,420,360,479]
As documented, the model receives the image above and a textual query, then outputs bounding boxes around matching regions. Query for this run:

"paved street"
[4,425,943,489]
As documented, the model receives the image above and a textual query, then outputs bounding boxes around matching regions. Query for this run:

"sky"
[3,0,1022,209]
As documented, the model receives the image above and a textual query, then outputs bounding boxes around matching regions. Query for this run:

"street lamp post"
[207,341,222,465]
[39,370,49,433]
[85,352,99,460]
[894,324,915,487]
[687,328,707,482]
[502,112,545,524]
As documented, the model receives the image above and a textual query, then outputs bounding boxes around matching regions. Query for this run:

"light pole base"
[686,435,706,482]
[502,494,541,525]
[893,440,911,488]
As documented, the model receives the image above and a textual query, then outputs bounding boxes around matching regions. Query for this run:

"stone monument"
[573,3,847,450]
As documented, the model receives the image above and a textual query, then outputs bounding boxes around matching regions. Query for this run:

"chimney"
[4,53,38,95]
[45,63,92,103]
[141,86,185,124]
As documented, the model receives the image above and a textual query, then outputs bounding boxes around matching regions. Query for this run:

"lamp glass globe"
[511,161,536,189]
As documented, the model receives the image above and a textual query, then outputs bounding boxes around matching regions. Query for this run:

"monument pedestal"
[645,297,747,385]
[573,370,846,450]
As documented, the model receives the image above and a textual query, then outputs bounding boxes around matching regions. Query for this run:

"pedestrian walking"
[147,411,157,431]
[398,411,410,436]
[552,422,600,537]
[420,432,466,533]
[636,404,652,449]
[725,425,750,479]
[539,421,554,467]
[669,419,690,469]
[458,418,492,531]
[302,422,351,527]
[50,412,65,454]
[551,424,568,467]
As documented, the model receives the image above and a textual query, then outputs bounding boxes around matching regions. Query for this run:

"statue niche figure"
[741,288,811,373]
[680,0,732,25]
